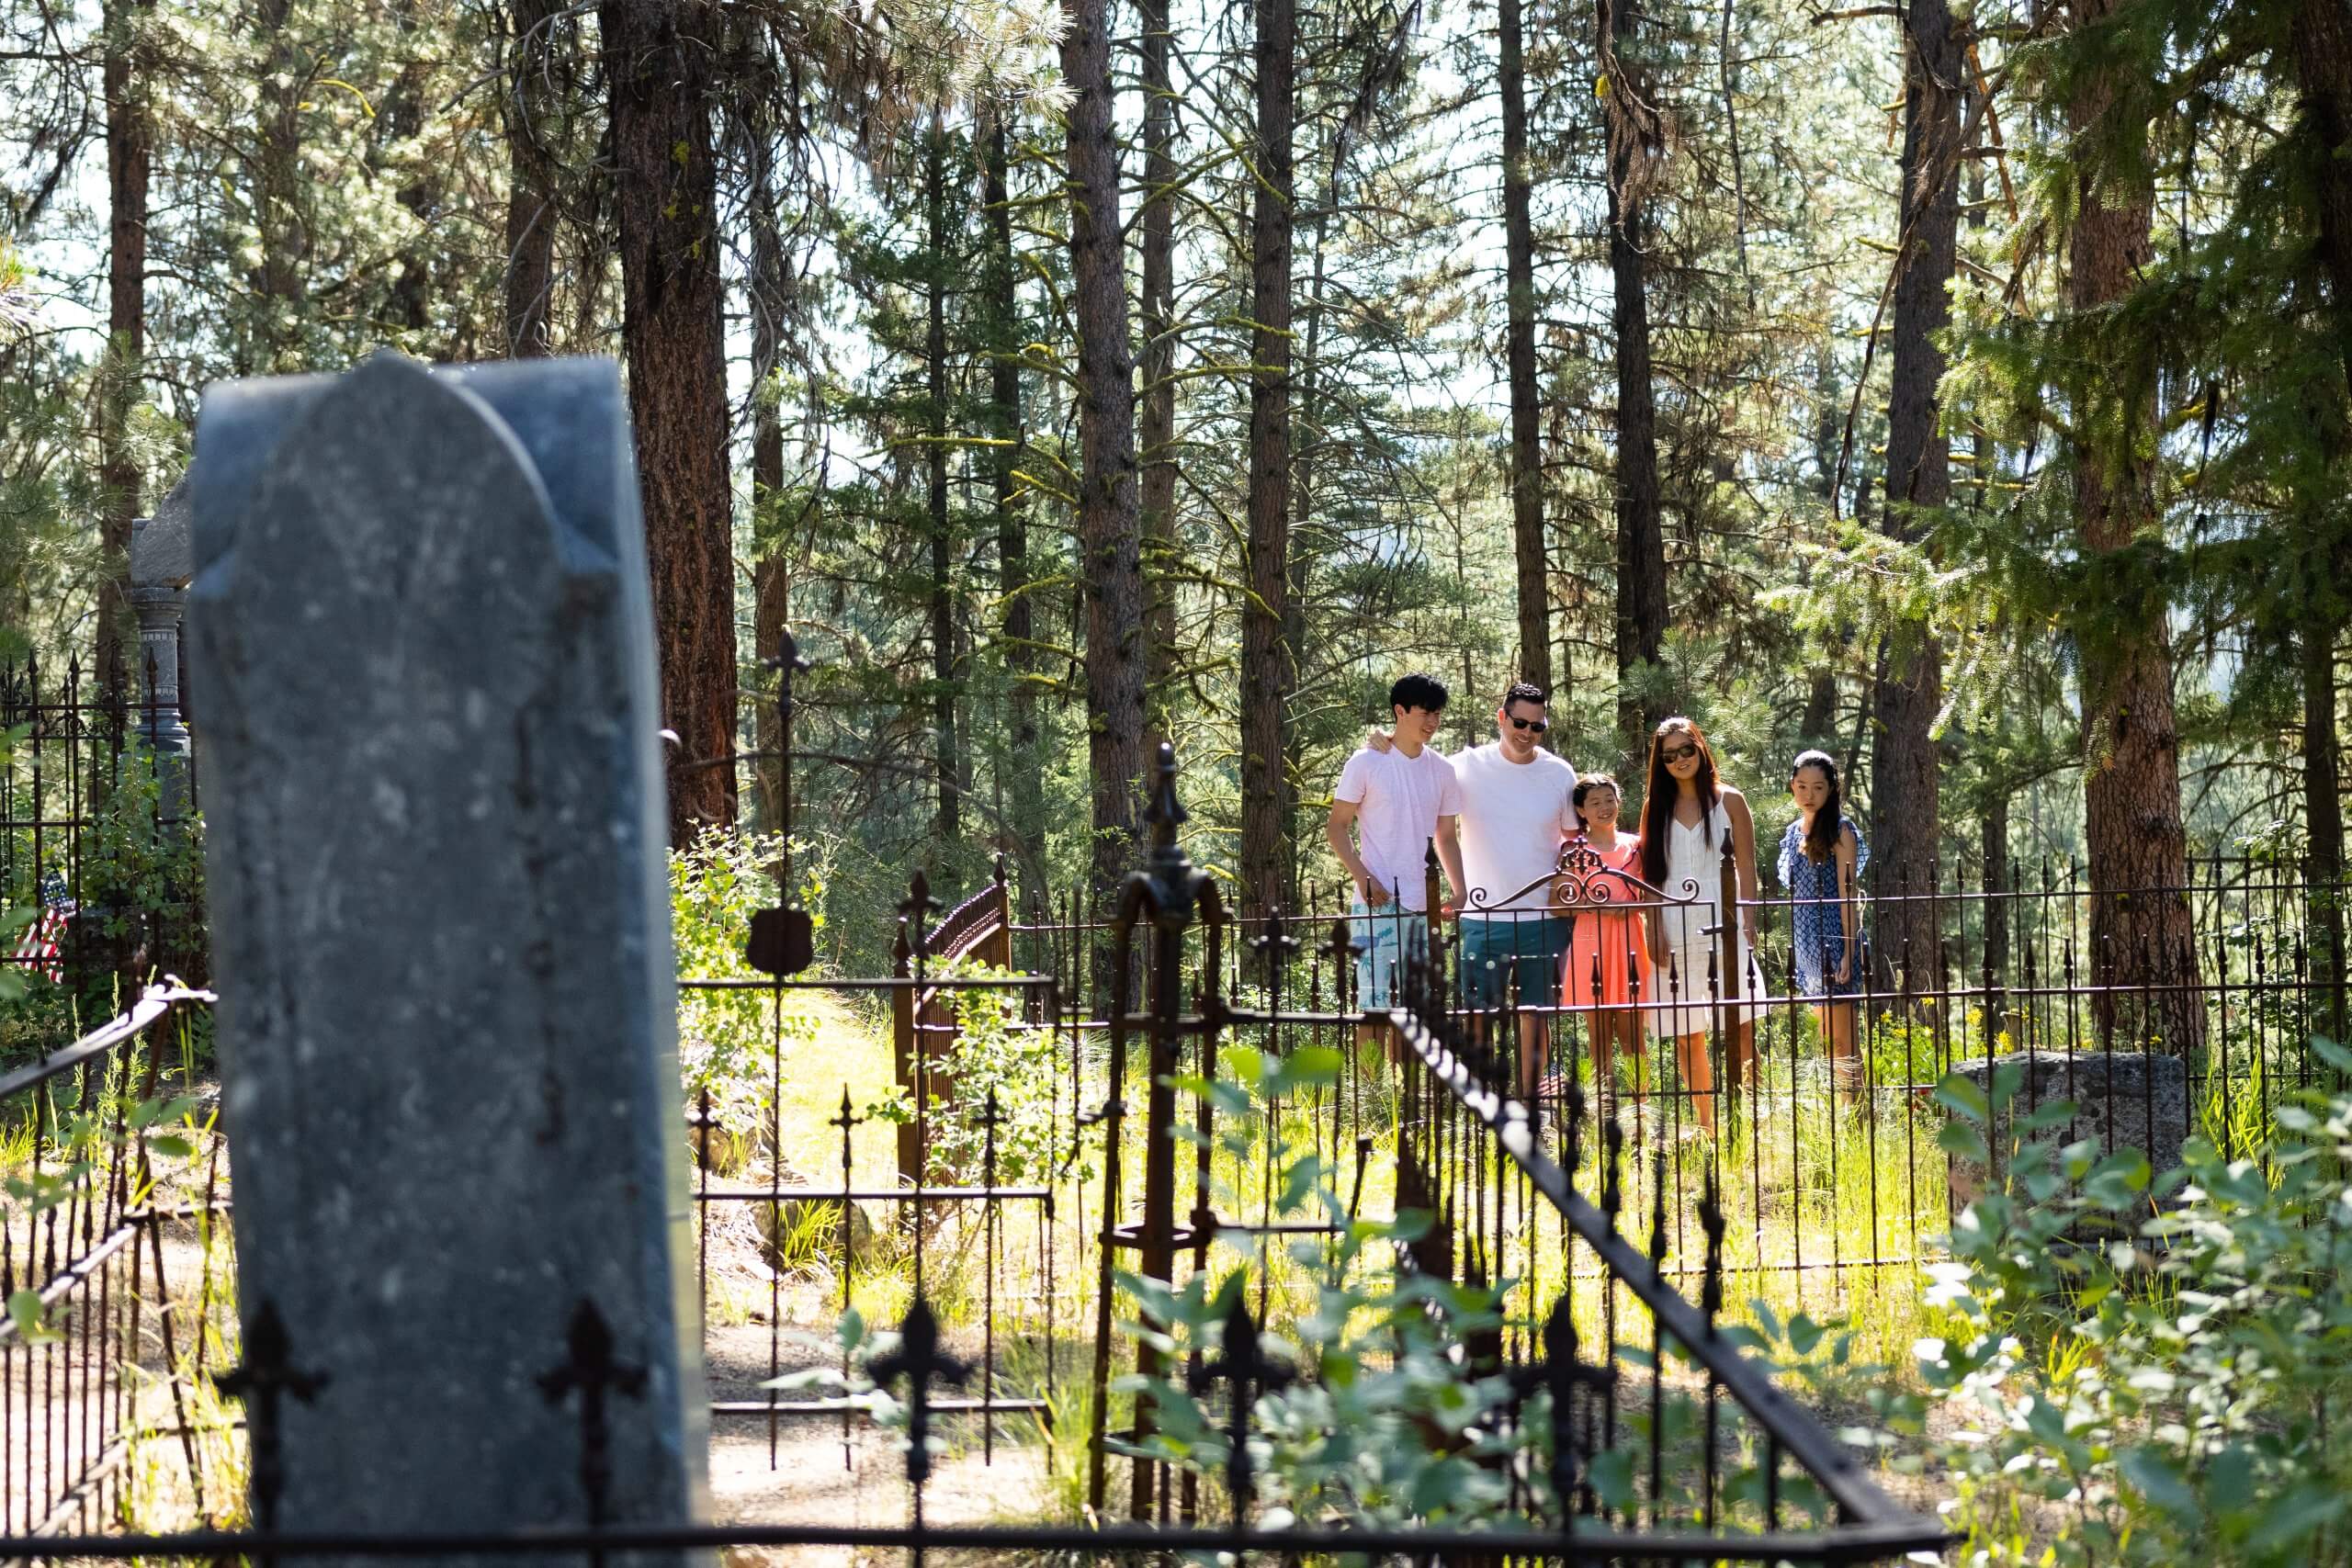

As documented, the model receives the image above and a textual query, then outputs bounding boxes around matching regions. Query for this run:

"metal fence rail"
[0,985,211,1538]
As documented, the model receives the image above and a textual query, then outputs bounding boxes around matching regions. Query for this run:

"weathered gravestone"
[1945,1050,2188,1211]
[130,474,193,826]
[187,352,708,1548]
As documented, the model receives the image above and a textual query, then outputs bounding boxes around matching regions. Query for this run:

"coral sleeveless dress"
[1562,835,1650,1010]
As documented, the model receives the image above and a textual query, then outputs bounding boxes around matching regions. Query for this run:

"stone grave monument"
[187,352,708,1548]
[1945,1049,2188,1212]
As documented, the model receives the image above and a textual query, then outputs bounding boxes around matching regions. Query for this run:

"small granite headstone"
[1945,1050,2189,1211]
[187,352,707,1551]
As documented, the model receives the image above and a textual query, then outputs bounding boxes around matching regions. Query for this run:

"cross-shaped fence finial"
[1502,1293,1610,1522]
[538,1298,649,1529]
[871,1297,971,1487]
[217,1300,329,1532]
[1190,1292,1293,1511]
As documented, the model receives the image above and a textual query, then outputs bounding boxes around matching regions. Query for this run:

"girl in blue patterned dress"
[1778,750,1868,1086]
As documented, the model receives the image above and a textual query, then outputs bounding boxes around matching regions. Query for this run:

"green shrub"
[1894,1049,2352,1566]
[670,829,822,1141]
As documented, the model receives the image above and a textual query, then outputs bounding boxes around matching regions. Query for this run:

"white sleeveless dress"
[1646,798,1765,1039]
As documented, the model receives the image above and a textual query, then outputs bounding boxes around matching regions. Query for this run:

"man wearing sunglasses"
[1452,682,1580,1100]
[1368,681,1580,1101]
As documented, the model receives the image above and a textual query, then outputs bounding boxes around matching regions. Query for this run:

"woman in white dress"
[1635,716,1763,1135]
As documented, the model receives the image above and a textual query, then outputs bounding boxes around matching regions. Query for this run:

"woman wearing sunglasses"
[1637,716,1762,1136]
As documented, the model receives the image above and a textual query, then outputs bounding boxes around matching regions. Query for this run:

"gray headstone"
[187,352,707,1549]
[130,472,194,590]
[1945,1050,2189,1211]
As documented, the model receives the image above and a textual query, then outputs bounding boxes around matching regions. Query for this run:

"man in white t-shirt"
[1369,681,1580,1100]
[1452,682,1579,1100]
[1325,671,1468,1061]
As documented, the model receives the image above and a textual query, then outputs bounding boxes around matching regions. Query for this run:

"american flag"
[9,871,74,985]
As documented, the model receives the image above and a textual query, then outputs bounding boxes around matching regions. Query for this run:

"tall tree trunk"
[983,111,1044,892]
[2067,0,2200,1055]
[1600,0,1667,761]
[744,73,792,837]
[1980,787,2010,977]
[2303,626,2346,1037]
[2290,0,2352,1036]
[1137,0,1181,763]
[2292,0,2352,398]
[1870,0,1961,991]
[605,0,737,846]
[926,125,962,852]
[254,0,306,370]
[503,0,563,356]
[1063,0,1149,906]
[1286,164,1340,907]
[1240,0,1296,916]
[97,0,153,705]
[1500,0,1549,693]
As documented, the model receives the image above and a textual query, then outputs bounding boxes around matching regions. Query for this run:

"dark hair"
[1499,681,1547,715]
[1572,773,1622,812]
[1791,749,1844,863]
[1638,717,1720,888]
[1389,671,1449,714]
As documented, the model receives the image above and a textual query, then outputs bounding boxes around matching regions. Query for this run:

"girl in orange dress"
[1563,774,1651,1127]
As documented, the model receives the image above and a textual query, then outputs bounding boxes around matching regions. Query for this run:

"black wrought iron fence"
[0,650,199,1003]
[0,983,213,1538]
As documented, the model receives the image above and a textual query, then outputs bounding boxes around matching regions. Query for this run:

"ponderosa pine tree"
[1137,0,1182,766]
[2063,0,2202,1054]
[1239,0,1297,915]
[1501,0,1549,694]
[1600,0,1669,757]
[1062,0,1148,903]
[604,0,738,845]
[1870,0,1963,988]
[95,0,154,705]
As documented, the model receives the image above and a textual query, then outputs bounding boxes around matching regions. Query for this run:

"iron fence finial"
[218,1300,328,1531]
[538,1298,648,1529]
[872,1296,970,1487]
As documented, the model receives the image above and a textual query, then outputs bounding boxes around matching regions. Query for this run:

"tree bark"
[2303,626,2346,1036]
[2292,0,2352,397]
[96,0,153,705]
[744,73,791,836]
[254,0,306,369]
[1063,0,1149,905]
[503,0,564,356]
[1501,0,1549,693]
[2290,0,2352,1035]
[2067,0,2200,1054]
[983,110,1045,892]
[1600,0,1667,761]
[925,125,962,851]
[604,0,738,846]
[1870,0,1961,993]
[1239,0,1295,917]
[1137,0,1181,764]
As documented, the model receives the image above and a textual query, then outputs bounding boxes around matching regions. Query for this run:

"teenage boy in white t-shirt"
[1326,671,1468,1062]
[1370,681,1581,1100]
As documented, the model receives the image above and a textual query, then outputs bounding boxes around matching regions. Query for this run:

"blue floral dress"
[1778,818,1869,999]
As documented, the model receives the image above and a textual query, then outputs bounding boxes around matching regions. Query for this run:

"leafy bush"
[916,955,1063,1185]
[670,829,822,1144]
[1892,1050,2352,1566]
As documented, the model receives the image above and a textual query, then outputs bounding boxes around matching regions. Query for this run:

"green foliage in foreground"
[1880,1051,2352,1567]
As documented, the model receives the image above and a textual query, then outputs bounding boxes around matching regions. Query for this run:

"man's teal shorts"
[1456,913,1573,1010]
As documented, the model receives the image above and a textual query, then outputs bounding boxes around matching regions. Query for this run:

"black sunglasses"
[1507,715,1547,734]
[1660,741,1700,762]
